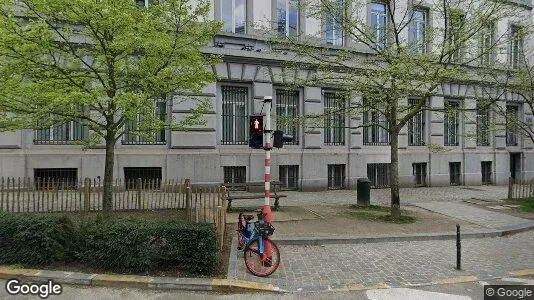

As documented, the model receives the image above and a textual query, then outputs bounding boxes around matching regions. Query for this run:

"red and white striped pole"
[262,96,273,225]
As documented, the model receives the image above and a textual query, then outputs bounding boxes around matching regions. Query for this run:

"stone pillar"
[303,87,323,149]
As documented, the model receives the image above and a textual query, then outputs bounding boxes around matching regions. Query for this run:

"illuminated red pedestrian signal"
[249,116,263,149]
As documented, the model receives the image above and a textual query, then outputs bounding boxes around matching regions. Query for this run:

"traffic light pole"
[262,96,273,225]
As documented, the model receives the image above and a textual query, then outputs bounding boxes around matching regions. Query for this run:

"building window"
[449,162,461,185]
[279,165,299,190]
[370,2,387,50]
[408,98,426,146]
[363,101,389,145]
[328,164,345,189]
[277,0,299,36]
[444,100,460,146]
[222,86,248,145]
[367,163,390,188]
[448,9,465,62]
[34,121,86,145]
[124,167,162,189]
[136,0,154,8]
[509,25,524,69]
[276,89,300,145]
[33,168,78,189]
[476,103,490,146]
[412,163,427,186]
[481,161,492,185]
[506,104,519,146]
[224,166,246,184]
[325,0,344,45]
[410,8,428,53]
[123,99,167,145]
[222,0,246,34]
[324,91,345,145]
[480,21,495,66]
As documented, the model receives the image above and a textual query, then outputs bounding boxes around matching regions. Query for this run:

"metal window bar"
[449,162,461,185]
[363,110,389,146]
[276,89,300,145]
[413,163,427,186]
[221,86,248,145]
[367,163,390,188]
[444,101,460,146]
[122,99,167,145]
[33,168,78,190]
[328,164,345,189]
[279,165,299,190]
[408,98,426,146]
[481,161,492,185]
[476,105,490,146]
[34,121,86,145]
[506,105,519,146]
[223,166,246,185]
[124,167,162,190]
[324,92,345,145]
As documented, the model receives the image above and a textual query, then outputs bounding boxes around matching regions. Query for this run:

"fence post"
[185,179,192,221]
[136,178,142,209]
[508,177,513,199]
[83,177,91,213]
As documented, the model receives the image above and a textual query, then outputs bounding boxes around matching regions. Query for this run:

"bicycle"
[237,212,280,277]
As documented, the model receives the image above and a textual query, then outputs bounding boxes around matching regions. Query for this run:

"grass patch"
[347,205,416,224]
[506,198,534,213]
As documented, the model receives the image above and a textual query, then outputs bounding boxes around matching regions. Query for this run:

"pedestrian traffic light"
[249,115,263,149]
[273,130,293,148]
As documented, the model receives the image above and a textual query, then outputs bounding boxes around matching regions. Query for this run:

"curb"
[0,267,283,293]
[273,221,534,245]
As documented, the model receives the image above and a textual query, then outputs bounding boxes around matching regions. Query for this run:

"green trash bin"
[357,178,371,206]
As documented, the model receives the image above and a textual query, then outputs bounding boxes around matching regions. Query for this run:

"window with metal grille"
[506,104,519,146]
[509,25,524,69]
[33,168,78,189]
[324,91,345,145]
[328,164,345,189]
[222,86,248,145]
[34,121,86,145]
[363,105,389,145]
[444,100,460,146]
[122,99,167,145]
[279,165,299,190]
[124,167,162,189]
[412,163,427,186]
[476,103,490,146]
[367,163,390,188]
[276,89,299,145]
[449,162,461,185]
[481,161,492,185]
[223,166,246,184]
[408,98,426,146]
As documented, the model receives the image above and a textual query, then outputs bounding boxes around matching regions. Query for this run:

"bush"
[0,213,76,266]
[76,218,217,274]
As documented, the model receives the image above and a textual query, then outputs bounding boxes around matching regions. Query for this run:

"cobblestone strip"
[236,232,534,292]
[412,201,530,228]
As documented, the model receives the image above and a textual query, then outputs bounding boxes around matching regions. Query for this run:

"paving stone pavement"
[234,231,534,292]
[412,200,531,228]
[231,185,509,208]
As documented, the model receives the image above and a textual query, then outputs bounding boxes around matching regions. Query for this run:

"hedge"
[0,213,218,275]
[76,218,218,274]
[0,213,76,266]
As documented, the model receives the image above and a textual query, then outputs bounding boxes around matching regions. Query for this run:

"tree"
[271,0,516,218]
[0,0,221,211]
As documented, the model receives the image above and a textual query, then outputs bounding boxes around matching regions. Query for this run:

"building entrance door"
[510,152,522,181]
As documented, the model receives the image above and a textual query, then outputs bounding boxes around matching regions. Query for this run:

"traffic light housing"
[249,115,263,149]
[273,130,293,148]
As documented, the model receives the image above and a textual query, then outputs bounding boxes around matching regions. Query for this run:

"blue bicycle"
[237,212,280,277]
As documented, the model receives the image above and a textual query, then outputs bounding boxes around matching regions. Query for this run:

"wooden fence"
[507,177,534,199]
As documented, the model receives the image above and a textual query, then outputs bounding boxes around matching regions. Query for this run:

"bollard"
[456,224,461,270]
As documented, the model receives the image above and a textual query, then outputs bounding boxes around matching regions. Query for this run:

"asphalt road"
[0,276,532,300]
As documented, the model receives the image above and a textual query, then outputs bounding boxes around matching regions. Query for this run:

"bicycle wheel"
[243,238,280,277]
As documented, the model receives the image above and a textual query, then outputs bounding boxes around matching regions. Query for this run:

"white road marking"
[366,288,472,300]
[500,277,534,285]
[478,281,489,286]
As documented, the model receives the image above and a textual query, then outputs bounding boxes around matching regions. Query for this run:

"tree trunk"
[103,131,116,213]
[390,129,401,219]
